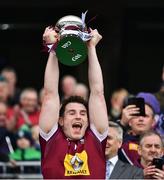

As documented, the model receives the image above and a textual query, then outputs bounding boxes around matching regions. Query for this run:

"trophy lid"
[55,15,85,31]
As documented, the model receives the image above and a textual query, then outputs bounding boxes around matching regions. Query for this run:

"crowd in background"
[0,64,164,178]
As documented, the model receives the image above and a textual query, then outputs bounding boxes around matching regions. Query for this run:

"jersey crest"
[64,150,90,176]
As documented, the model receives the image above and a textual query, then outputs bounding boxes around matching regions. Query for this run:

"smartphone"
[127,97,145,116]
[152,158,164,170]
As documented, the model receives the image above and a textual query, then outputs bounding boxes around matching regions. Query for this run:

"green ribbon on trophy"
[48,11,91,66]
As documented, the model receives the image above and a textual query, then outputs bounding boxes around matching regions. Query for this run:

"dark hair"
[15,130,34,145]
[1,66,16,74]
[59,96,88,117]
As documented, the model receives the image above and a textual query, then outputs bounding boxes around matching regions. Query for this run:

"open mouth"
[105,145,111,149]
[72,122,82,129]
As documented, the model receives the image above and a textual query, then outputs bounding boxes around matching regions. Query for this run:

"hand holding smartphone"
[127,97,145,116]
[152,158,164,170]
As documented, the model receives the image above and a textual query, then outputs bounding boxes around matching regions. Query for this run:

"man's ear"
[128,119,132,127]
[59,117,64,126]
[118,140,123,149]
[138,145,141,156]
[151,118,156,129]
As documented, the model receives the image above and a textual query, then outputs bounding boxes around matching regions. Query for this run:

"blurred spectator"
[109,88,129,122]
[10,130,40,160]
[9,130,41,173]
[105,121,143,179]
[138,130,164,179]
[0,102,17,163]
[60,75,77,100]
[1,66,21,106]
[118,92,160,132]
[0,75,9,103]
[149,65,164,140]
[73,82,89,100]
[118,92,160,167]
[154,113,164,141]
[8,87,40,130]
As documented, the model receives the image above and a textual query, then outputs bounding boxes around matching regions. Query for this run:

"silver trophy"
[55,13,91,66]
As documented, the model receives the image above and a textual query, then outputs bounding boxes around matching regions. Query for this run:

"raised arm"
[87,29,108,134]
[39,27,60,133]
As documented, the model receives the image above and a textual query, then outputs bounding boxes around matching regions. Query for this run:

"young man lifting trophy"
[40,12,109,179]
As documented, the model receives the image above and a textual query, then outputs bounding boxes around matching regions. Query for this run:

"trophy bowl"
[55,15,88,66]
[55,15,85,32]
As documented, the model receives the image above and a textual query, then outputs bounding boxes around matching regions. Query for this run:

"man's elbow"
[91,89,104,97]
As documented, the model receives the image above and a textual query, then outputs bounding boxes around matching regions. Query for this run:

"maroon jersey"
[39,127,107,179]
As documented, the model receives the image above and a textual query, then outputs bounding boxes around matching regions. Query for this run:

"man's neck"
[106,154,117,160]
[140,159,150,168]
